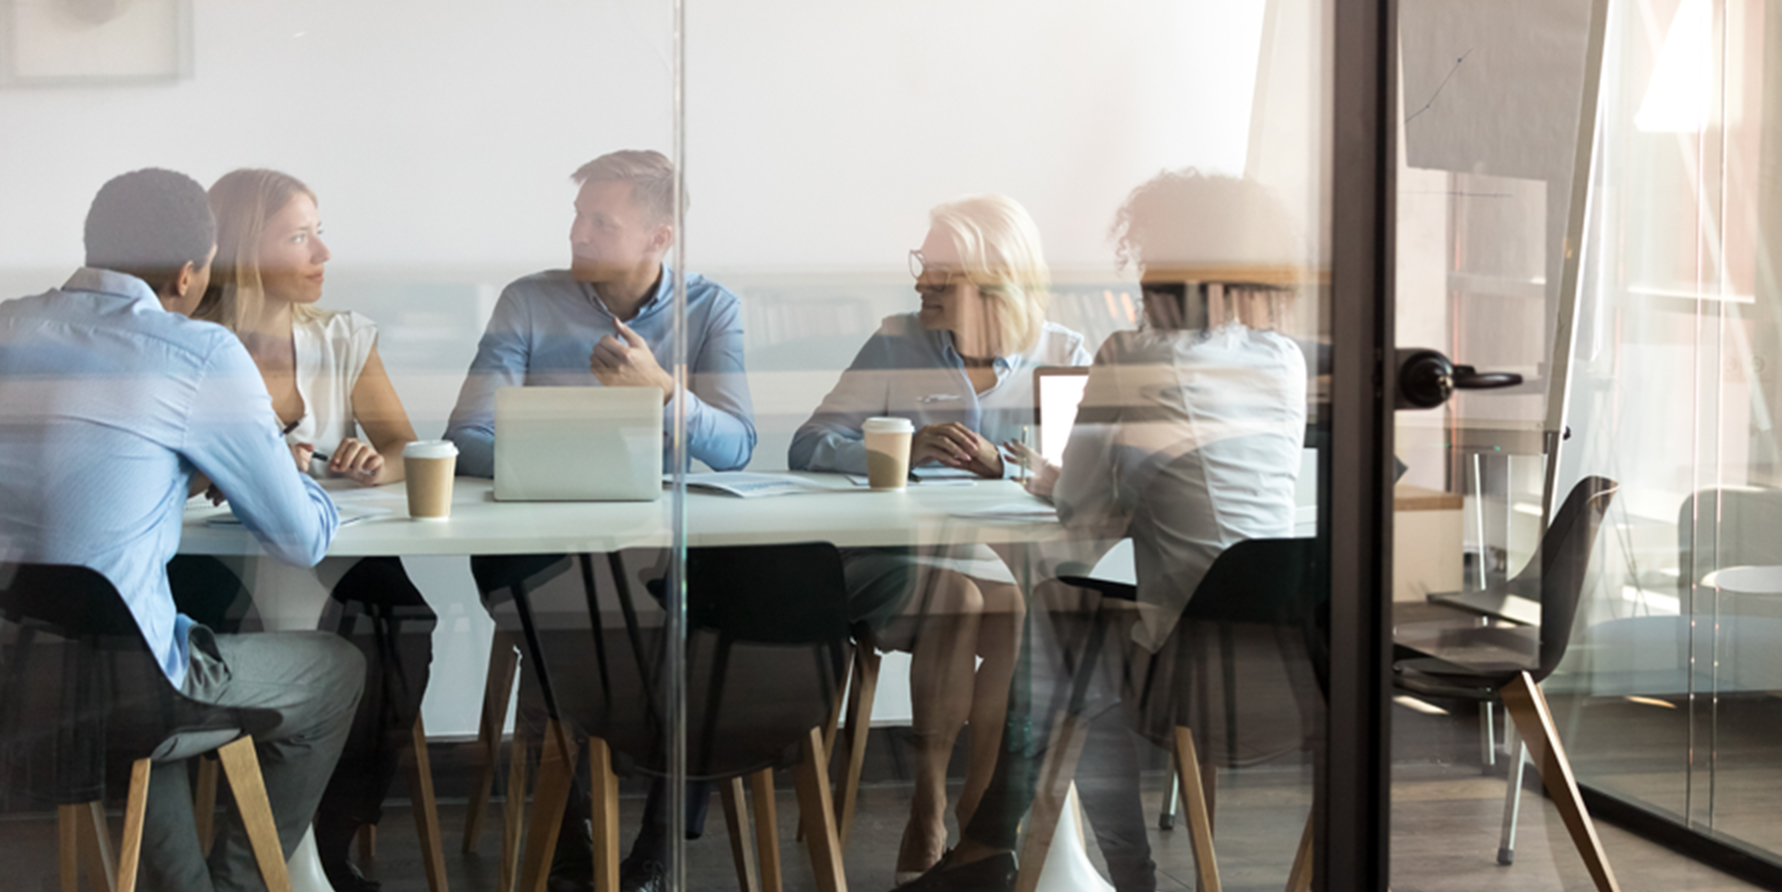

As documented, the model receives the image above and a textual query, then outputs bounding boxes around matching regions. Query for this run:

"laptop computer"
[1032,365,1091,463]
[494,386,664,501]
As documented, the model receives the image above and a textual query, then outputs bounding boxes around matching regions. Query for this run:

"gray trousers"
[141,627,365,892]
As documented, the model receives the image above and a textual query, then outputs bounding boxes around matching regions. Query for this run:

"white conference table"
[178,473,1109,892]
[179,473,1084,557]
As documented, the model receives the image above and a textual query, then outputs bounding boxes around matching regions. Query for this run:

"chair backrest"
[521,544,852,781]
[1135,538,1324,765]
[1181,537,1320,628]
[0,564,164,804]
[1528,476,1618,679]
[1675,485,1782,591]
[0,563,262,807]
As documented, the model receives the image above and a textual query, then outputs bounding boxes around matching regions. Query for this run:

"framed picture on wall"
[1,0,192,86]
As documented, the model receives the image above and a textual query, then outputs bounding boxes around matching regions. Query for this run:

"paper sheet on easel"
[1399,0,1593,181]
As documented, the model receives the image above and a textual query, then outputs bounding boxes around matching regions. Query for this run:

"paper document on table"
[679,472,830,498]
[951,501,1059,521]
[206,505,393,527]
[911,466,978,480]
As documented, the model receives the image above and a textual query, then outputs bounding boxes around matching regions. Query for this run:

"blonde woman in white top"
[191,168,425,892]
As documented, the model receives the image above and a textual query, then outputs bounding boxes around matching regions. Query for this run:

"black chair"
[1393,475,1620,892]
[501,544,853,892]
[1015,538,1324,892]
[0,563,293,892]
[463,553,578,892]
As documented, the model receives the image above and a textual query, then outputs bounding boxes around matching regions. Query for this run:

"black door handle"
[1396,348,1523,409]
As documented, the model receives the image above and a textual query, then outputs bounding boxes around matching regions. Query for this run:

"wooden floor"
[1,758,1767,892]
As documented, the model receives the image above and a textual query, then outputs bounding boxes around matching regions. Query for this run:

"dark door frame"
[1322,0,1396,888]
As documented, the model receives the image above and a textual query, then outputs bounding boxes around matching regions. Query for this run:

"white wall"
[0,0,1285,736]
[1,0,1268,276]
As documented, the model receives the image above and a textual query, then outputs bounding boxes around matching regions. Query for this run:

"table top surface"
[1701,565,1782,594]
[179,473,1074,557]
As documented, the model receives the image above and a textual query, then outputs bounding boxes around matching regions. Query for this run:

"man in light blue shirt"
[446,150,753,892]
[0,169,362,892]
[445,149,754,473]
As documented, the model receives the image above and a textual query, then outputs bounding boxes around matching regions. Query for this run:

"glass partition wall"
[671,2,1336,890]
[1548,0,1782,874]
[1389,0,1782,887]
[16,1,1781,891]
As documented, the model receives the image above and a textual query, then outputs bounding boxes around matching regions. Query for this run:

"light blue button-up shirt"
[0,269,339,687]
[789,312,1092,476]
[445,267,756,476]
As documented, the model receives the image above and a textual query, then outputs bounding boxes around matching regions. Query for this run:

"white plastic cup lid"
[863,417,914,434]
[402,440,459,459]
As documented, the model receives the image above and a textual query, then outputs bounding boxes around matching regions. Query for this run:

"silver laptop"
[494,387,664,501]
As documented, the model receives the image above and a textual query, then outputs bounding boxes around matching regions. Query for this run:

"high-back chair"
[507,543,853,892]
[1394,475,1621,892]
[1676,485,1782,590]
[1018,537,1324,892]
[0,563,294,892]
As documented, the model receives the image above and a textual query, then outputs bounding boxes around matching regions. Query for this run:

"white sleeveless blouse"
[229,309,381,631]
[284,310,378,475]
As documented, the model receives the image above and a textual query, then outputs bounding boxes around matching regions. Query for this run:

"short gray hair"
[571,150,677,225]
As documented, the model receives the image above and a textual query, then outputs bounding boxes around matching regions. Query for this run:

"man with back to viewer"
[445,150,755,892]
[0,168,363,892]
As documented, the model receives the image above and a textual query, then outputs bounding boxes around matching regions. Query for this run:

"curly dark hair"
[84,168,216,295]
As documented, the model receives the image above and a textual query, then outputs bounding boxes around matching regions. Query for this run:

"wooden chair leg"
[792,726,848,892]
[1175,727,1221,892]
[750,769,783,892]
[517,720,577,892]
[193,757,219,857]
[589,737,621,892]
[1501,672,1622,892]
[115,761,154,892]
[405,714,451,892]
[59,803,82,892]
[357,825,376,863]
[1012,709,1093,892]
[77,800,117,892]
[835,647,880,846]
[799,659,851,845]
[498,724,531,892]
[1284,809,1313,892]
[212,738,295,892]
[465,631,520,854]
[721,777,761,892]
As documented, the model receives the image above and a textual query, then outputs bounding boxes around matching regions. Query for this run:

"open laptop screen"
[1032,366,1090,464]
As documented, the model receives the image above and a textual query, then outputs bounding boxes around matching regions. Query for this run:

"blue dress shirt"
[0,269,339,687]
[789,313,1092,476]
[445,267,756,476]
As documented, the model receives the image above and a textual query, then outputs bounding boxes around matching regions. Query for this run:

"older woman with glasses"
[790,193,1091,881]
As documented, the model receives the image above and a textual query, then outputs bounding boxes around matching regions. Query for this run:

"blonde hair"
[195,168,323,332]
[571,149,677,225]
[928,194,1051,356]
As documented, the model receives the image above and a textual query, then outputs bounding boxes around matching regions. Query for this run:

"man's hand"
[326,437,384,485]
[912,422,1004,479]
[590,320,675,403]
[188,472,227,506]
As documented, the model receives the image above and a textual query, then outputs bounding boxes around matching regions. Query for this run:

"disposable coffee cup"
[863,417,914,491]
[402,440,459,520]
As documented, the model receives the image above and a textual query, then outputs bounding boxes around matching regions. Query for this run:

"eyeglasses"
[908,249,962,286]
